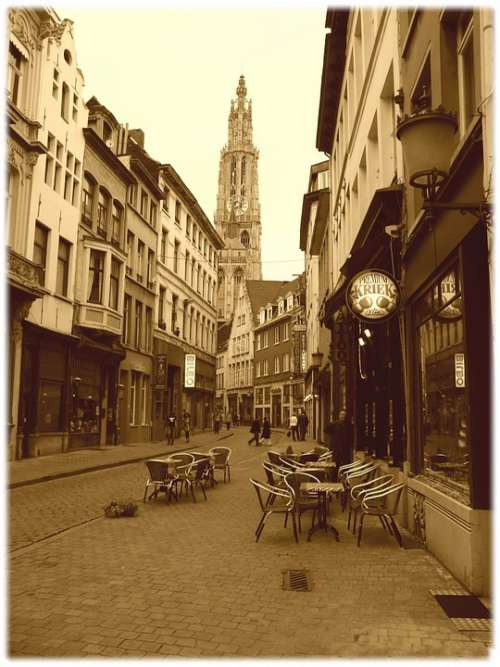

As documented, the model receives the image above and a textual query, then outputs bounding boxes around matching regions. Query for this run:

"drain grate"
[282,569,312,592]
[430,591,492,632]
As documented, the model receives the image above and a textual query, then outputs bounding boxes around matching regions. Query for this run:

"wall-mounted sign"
[455,353,466,388]
[346,269,400,323]
[184,354,196,388]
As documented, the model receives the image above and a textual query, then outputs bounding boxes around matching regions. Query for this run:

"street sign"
[455,353,466,388]
[184,354,196,388]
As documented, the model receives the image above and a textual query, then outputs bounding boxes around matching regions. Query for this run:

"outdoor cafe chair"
[341,462,379,511]
[268,450,284,466]
[183,458,211,502]
[356,482,406,547]
[337,458,371,481]
[143,459,177,503]
[298,452,320,464]
[347,473,394,534]
[209,446,232,483]
[263,461,289,487]
[249,478,298,543]
[168,453,195,498]
[284,471,322,534]
[279,455,305,470]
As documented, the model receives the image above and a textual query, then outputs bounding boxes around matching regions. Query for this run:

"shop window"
[415,264,468,492]
[88,249,105,304]
[37,380,63,432]
[264,386,271,403]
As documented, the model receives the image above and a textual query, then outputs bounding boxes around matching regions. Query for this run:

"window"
[111,202,122,246]
[415,265,468,490]
[185,251,190,281]
[33,223,48,286]
[140,190,148,218]
[123,294,132,344]
[186,215,191,237]
[44,134,55,188]
[160,228,167,263]
[204,239,208,258]
[8,42,24,107]
[458,12,476,133]
[262,330,269,348]
[197,264,201,293]
[97,189,110,237]
[140,375,148,424]
[241,230,250,248]
[256,333,261,351]
[109,257,120,310]
[72,93,78,122]
[175,200,181,224]
[171,294,178,333]
[52,68,59,99]
[61,82,70,121]
[282,353,289,372]
[38,381,63,432]
[128,183,137,207]
[126,231,134,275]
[147,249,154,287]
[145,307,153,352]
[137,241,144,282]
[163,187,169,212]
[56,238,71,296]
[53,141,63,193]
[135,300,143,348]
[262,359,268,376]
[274,326,280,345]
[130,372,137,424]
[283,321,290,341]
[150,201,157,227]
[193,225,197,247]
[198,231,202,251]
[88,249,105,303]
[102,121,112,145]
[174,240,180,273]
[158,286,166,326]
[411,55,431,113]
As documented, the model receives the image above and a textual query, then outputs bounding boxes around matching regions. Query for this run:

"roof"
[245,276,303,322]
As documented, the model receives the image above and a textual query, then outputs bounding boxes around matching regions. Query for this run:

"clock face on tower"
[227,195,248,216]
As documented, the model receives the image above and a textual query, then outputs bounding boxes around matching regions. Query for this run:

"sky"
[52,2,328,281]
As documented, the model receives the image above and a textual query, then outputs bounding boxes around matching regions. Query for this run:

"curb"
[8,432,235,490]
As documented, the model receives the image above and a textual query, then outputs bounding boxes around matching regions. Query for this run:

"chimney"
[129,128,145,149]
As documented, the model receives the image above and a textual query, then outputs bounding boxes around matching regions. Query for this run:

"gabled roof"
[245,280,288,321]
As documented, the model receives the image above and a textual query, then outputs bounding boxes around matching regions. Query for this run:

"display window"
[415,264,468,492]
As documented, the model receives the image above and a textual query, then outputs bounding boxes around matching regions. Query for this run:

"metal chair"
[262,461,289,488]
[143,459,176,502]
[183,458,210,502]
[356,482,406,547]
[341,463,379,511]
[249,478,297,543]
[297,453,320,464]
[284,471,322,534]
[347,474,394,534]
[168,453,195,498]
[209,446,232,482]
[268,450,284,466]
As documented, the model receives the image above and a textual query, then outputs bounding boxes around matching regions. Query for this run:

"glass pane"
[418,308,469,492]
[38,381,63,432]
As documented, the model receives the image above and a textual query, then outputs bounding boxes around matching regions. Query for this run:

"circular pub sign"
[346,269,401,323]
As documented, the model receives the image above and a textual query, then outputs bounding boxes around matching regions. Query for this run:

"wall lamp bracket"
[421,200,493,225]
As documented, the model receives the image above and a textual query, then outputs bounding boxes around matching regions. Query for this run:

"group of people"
[248,415,271,447]
[164,411,191,446]
[213,411,233,433]
[287,409,309,441]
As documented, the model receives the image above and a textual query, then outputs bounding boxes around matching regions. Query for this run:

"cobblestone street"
[9,429,492,658]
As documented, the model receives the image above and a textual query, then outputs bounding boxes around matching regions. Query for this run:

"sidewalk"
[8,429,236,489]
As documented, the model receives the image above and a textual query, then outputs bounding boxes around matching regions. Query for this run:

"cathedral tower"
[215,75,262,322]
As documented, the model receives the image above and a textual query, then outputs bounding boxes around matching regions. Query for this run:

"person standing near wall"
[166,413,176,446]
[182,411,191,444]
[289,412,298,441]
[325,410,352,472]
[248,416,261,446]
[298,409,309,441]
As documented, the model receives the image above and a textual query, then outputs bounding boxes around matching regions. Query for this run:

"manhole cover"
[282,569,312,592]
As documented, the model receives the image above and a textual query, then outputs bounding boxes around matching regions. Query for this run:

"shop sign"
[455,353,466,388]
[333,307,349,363]
[346,269,400,323]
[293,324,307,332]
[184,354,196,388]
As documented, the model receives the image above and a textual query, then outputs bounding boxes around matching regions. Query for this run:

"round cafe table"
[300,482,343,542]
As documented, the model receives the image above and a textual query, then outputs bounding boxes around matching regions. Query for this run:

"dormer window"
[259,308,266,324]
[267,306,273,320]
[102,121,113,147]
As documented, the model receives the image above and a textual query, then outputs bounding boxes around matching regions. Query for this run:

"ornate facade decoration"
[412,490,427,547]
[214,75,263,322]
[38,18,72,46]
[9,9,37,54]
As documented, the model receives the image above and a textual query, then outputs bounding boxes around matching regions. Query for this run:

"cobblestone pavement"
[9,429,493,658]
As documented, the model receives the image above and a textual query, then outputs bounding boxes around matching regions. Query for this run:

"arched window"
[97,189,110,237]
[217,270,225,318]
[81,174,95,226]
[240,230,250,248]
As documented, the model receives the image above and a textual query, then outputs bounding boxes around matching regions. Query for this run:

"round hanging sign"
[345,269,401,323]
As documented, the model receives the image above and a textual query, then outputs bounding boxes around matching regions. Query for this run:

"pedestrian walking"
[182,411,191,443]
[261,416,271,446]
[165,413,176,446]
[213,411,221,433]
[224,411,231,431]
[289,412,298,441]
[248,416,261,446]
[324,409,353,476]
[298,409,309,441]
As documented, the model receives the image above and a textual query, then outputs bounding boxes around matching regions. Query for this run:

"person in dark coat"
[165,414,176,446]
[298,409,309,441]
[324,410,353,476]
[248,416,261,447]
[261,417,271,446]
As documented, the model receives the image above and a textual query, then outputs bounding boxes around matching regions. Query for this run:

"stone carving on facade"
[7,140,25,185]
[10,300,34,342]
[9,10,36,54]
[38,19,70,46]
[8,250,42,292]
[24,152,39,179]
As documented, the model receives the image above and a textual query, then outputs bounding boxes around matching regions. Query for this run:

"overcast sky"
[53,2,327,281]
